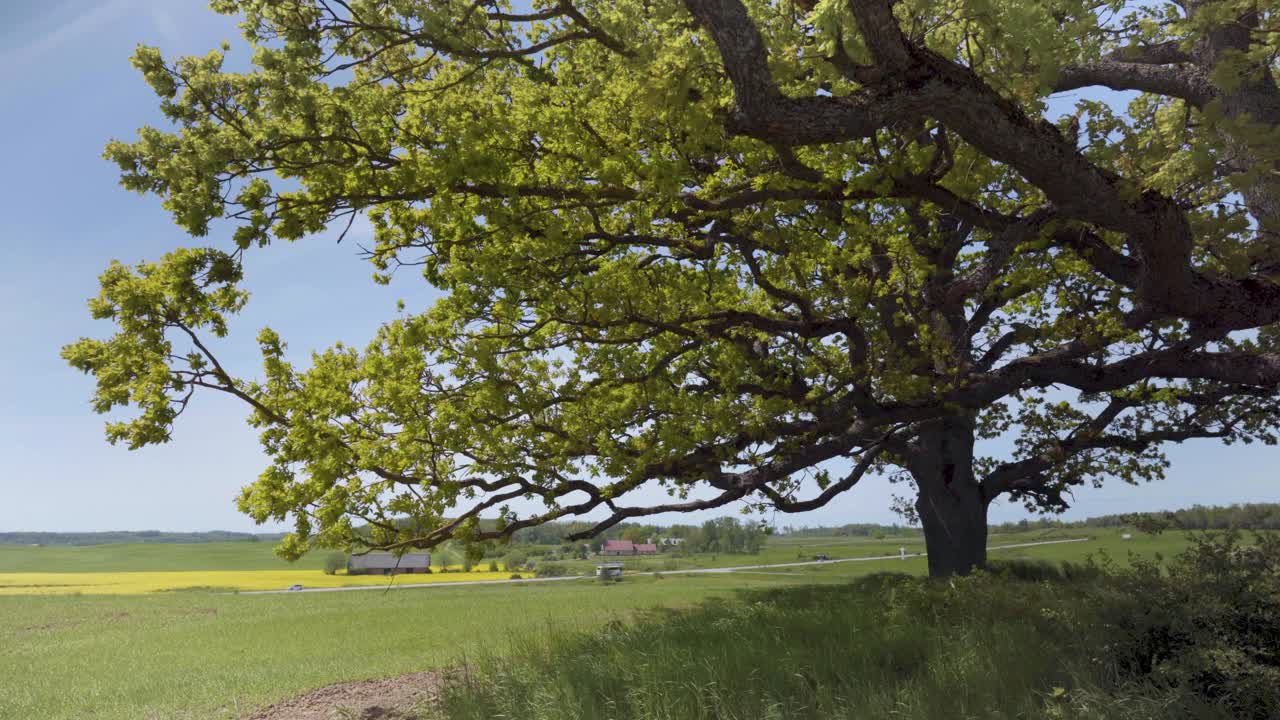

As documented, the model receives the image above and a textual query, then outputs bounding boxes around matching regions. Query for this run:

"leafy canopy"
[66,0,1280,558]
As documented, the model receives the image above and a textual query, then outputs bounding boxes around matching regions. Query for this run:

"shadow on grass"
[428,532,1280,720]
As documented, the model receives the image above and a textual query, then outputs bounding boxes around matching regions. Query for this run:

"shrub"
[533,562,570,578]
[322,552,346,576]
[986,558,1102,583]
[986,558,1063,582]
[488,560,499,572]
[1080,531,1280,719]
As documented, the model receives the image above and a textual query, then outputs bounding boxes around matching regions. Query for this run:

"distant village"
[345,537,689,575]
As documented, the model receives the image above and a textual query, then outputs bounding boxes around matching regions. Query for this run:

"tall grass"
[433,574,1077,720]
[431,533,1280,720]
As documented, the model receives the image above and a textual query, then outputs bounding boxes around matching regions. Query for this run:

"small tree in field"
[65,0,1280,576]
[432,545,461,572]
[323,552,346,575]
[503,552,528,573]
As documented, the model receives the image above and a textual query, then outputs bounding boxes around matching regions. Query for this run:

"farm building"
[601,540,659,556]
[601,539,635,556]
[347,552,431,575]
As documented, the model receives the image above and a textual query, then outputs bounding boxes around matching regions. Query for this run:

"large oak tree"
[66,0,1280,575]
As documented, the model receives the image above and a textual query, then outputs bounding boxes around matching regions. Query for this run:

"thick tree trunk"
[908,417,989,578]
[1192,4,1280,246]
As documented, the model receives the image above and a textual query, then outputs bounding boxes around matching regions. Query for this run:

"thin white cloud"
[146,3,183,48]
[0,0,139,80]
[0,0,207,87]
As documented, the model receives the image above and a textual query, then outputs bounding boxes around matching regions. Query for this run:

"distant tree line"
[777,523,919,539]
[1089,503,1280,532]
[509,520,695,546]
[14,504,1276,550]
[987,503,1280,534]
[0,530,287,546]
[682,517,767,554]
[510,517,767,553]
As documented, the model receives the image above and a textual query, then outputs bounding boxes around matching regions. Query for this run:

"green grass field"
[0,540,325,573]
[0,530,1194,720]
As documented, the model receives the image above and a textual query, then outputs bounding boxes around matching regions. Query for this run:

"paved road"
[239,537,1091,595]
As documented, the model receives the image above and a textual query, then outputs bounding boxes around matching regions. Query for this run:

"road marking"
[237,537,1091,595]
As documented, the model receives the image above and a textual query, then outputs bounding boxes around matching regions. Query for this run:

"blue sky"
[0,0,1274,534]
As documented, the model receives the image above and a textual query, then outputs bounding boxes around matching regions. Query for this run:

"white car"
[286,584,305,592]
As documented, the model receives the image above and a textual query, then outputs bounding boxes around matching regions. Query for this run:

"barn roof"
[347,552,431,569]
[603,539,635,551]
[634,543,658,552]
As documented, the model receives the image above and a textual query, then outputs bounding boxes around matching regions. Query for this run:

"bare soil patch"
[14,619,83,637]
[246,670,445,720]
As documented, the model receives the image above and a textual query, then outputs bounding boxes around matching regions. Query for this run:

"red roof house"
[634,543,658,555]
[602,539,635,556]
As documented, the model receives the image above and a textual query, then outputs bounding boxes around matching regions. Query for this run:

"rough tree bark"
[908,417,989,577]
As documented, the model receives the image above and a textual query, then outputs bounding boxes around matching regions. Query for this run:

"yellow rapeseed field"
[0,569,523,595]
